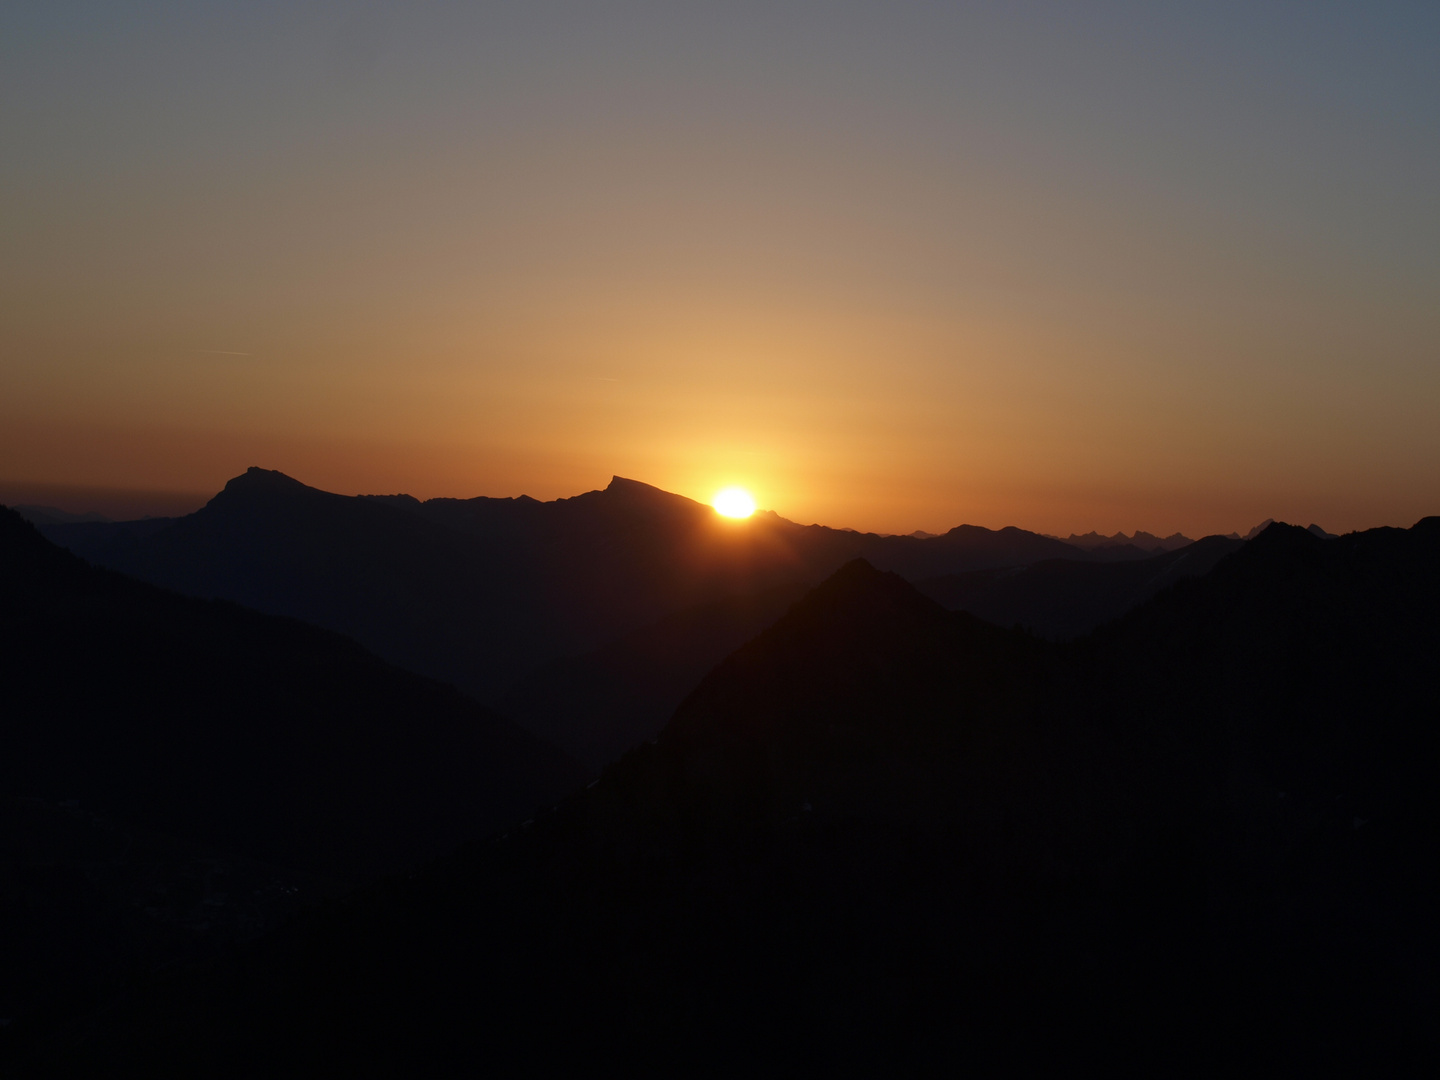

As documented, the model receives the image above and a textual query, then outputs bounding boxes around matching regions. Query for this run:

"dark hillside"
[40,468,554,703]
[498,583,808,771]
[0,505,584,881]
[21,519,1440,1074]
[919,533,1244,637]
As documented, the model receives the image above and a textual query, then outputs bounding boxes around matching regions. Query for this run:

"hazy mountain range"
[1057,518,1337,551]
[30,469,1340,772]
[5,470,1425,1073]
[1058,527,1196,551]
[32,468,1197,764]
[9,514,1434,1073]
[917,533,1247,638]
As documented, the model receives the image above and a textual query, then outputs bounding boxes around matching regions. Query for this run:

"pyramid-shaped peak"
[208,468,333,510]
[819,556,887,587]
[1241,521,1322,554]
[606,475,674,495]
[795,557,944,618]
[601,476,706,510]
[660,556,973,750]
[716,559,948,664]
[226,467,315,492]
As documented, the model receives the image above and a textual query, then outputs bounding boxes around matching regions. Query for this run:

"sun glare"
[713,487,756,519]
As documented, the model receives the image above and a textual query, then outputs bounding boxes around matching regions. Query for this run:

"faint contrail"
[196,349,253,356]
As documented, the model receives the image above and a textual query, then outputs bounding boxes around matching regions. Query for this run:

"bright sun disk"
[713,487,756,518]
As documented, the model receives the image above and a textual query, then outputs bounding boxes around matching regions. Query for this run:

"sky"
[2,2,1438,536]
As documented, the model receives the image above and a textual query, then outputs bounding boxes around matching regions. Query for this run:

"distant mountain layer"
[40,468,1147,707]
[0,505,584,882]
[501,536,1244,766]
[31,518,1440,1073]
[1061,527,1194,551]
[1062,520,1337,551]
[919,534,1244,637]
[12,504,113,525]
[498,583,809,771]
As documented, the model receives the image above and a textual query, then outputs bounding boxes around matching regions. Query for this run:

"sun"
[713,487,756,519]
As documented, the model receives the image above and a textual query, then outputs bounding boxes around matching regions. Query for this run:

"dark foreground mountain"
[0,504,583,879]
[919,533,1245,637]
[42,469,1135,714]
[12,518,1438,1074]
[0,505,585,1030]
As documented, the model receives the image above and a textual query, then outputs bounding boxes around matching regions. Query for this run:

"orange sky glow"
[3,5,1437,537]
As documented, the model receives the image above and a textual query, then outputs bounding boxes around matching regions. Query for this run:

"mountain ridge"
[920,533,1246,638]
[39,469,1148,711]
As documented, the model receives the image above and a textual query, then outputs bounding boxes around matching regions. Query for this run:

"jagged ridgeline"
[19,517,1439,1075]
[36,468,1141,705]
[35,468,1188,772]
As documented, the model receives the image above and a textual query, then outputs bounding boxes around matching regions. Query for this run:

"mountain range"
[918,533,1247,638]
[1059,527,1195,551]
[38,468,1177,766]
[11,515,1437,1074]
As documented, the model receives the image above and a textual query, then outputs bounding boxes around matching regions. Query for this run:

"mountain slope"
[0,505,584,881]
[24,518,1440,1074]
[40,468,554,703]
[497,582,808,771]
[918,533,1244,637]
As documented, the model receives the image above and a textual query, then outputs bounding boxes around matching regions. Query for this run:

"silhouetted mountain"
[42,469,1132,715]
[1062,528,1193,552]
[498,583,808,770]
[35,515,176,561]
[18,518,1438,1074]
[11,505,112,526]
[0,505,583,882]
[918,533,1244,637]
[39,469,556,705]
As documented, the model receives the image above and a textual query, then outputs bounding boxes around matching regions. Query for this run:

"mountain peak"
[774,558,943,623]
[223,467,320,495]
[662,558,957,743]
[1216,521,1324,568]
[1246,520,1314,543]
[815,555,887,587]
[605,475,674,496]
[203,469,342,514]
[599,476,706,512]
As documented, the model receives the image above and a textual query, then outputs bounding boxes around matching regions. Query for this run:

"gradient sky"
[3,2,1438,535]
